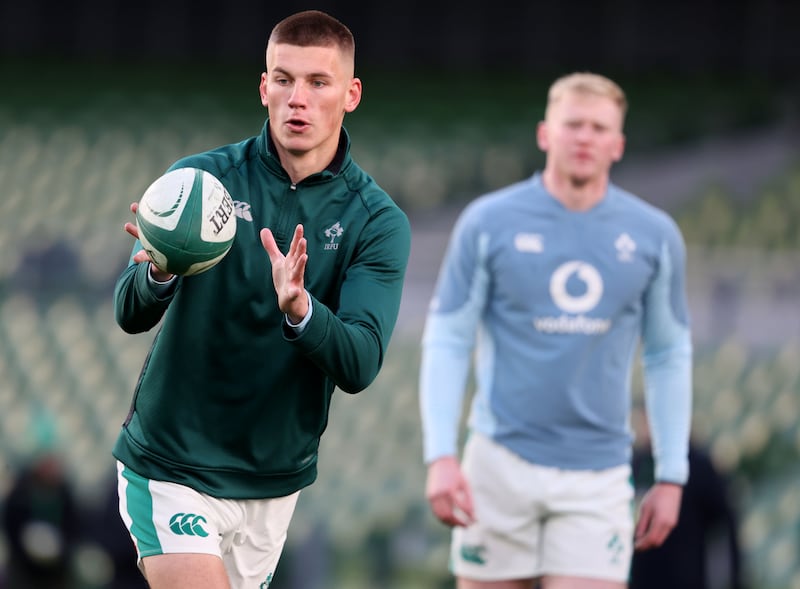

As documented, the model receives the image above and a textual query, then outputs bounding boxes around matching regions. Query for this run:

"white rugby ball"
[136,168,237,276]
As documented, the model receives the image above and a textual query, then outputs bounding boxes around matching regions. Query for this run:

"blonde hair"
[546,72,628,124]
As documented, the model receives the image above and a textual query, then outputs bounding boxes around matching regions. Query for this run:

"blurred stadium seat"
[0,76,798,589]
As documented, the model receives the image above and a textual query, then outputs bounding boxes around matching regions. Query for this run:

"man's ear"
[259,73,269,108]
[536,121,549,152]
[344,77,362,113]
[612,134,626,162]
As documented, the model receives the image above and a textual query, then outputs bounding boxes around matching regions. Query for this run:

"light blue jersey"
[420,173,692,484]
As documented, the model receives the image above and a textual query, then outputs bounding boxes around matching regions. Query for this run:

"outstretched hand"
[634,482,683,550]
[426,456,476,527]
[260,224,309,324]
[124,202,174,282]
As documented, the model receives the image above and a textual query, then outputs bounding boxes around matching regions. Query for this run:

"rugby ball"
[136,168,237,276]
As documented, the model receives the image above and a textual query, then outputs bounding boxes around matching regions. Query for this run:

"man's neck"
[279,154,326,185]
[267,127,345,185]
[541,169,609,212]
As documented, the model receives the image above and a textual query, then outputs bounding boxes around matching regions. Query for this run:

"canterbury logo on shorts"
[169,512,210,537]
[117,460,300,586]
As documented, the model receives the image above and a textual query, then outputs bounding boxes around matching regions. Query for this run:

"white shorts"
[452,433,634,582]
[116,461,299,589]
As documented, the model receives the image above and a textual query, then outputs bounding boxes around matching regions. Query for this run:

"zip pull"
[290,183,297,191]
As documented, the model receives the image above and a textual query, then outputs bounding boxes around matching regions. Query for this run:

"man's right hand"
[124,201,175,282]
[425,455,475,527]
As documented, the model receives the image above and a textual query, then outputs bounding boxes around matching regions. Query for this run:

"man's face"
[537,92,625,186]
[260,42,361,158]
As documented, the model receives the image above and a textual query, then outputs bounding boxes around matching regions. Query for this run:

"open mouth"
[286,118,309,132]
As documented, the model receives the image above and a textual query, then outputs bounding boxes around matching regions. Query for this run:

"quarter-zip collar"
[257,119,352,185]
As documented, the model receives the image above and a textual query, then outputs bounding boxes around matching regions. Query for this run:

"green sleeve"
[113,256,180,334]
[285,206,411,393]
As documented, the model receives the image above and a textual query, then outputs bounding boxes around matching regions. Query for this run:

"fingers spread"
[124,222,140,240]
[260,228,280,261]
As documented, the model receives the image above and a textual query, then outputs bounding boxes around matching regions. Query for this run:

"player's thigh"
[143,553,231,589]
[457,578,537,589]
[541,465,634,583]
[541,575,625,589]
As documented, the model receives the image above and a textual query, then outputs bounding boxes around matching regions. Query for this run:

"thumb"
[635,501,653,543]
[453,482,476,525]
[260,228,281,262]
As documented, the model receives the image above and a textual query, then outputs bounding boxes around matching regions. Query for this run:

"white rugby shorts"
[451,433,634,583]
[116,461,299,589]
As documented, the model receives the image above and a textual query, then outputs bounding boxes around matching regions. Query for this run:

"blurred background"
[0,0,798,587]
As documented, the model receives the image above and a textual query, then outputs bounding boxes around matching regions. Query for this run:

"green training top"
[113,122,411,499]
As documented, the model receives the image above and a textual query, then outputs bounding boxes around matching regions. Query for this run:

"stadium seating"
[1,80,799,589]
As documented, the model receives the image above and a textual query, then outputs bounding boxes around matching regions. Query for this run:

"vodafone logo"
[534,260,610,334]
[549,261,603,313]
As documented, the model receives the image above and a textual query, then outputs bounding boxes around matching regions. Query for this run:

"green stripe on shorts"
[121,465,163,556]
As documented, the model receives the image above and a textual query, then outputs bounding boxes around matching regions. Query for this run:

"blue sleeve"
[640,225,693,485]
[419,210,490,463]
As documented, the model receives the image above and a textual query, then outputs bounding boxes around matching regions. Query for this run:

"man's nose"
[288,82,308,106]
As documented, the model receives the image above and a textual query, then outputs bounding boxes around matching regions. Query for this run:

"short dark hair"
[268,10,354,59]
